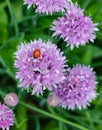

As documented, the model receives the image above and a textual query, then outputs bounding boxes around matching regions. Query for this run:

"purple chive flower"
[14,39,66,95]
[24,0,68,14]
[0,103,14,130]
[54,64,98,110]
[24,0,35,9]
[51,3,98,49]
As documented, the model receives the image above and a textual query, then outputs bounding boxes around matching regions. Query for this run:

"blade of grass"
[82,0,91,9]
[35,118,41,130]
[47,105,56,115]
[59,121,64,130]
[85,112,95,130]
[6,0,19,38]
[20,101,89,130]
[0,56,16,80]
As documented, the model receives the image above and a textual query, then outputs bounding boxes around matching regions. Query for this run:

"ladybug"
[32,49,41,58]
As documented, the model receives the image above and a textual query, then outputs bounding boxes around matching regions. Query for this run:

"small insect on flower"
[14,39,67,95]
[32,49,41,58]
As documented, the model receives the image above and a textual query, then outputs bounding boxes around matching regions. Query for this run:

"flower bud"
[47,94,59,107]
[4,93,19,107]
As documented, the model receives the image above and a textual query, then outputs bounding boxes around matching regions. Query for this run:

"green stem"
[35,118,40,130]
[82,0,91,9]
[85,112,95,130]
[59,121,63,130]
[16,98,27,130]
[0,57,16,81]
[20,101,89,130]
[6,0,19,38]
[82,45,92,65]
[47,104,56,115]
[0,90,6,97]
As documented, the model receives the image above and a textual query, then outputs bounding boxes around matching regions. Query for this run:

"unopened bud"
[4,93,19,107]
[47,94,59,107]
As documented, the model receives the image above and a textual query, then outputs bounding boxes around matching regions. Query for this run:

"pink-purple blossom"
[0,103,14,130]
[4,93,19,107]
[14,39,66,95]
[24,0,68,14]
[47,94,59,107]
[54,64,98,110]
[51,3,98,49]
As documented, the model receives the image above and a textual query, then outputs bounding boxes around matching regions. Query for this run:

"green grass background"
[0,0,102,130]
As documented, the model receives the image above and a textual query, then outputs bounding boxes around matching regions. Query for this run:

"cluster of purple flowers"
[54,65,97,110]
[24,0,98,49]
[14,40,98,110]
[14,39,66,95]
[24,0,68,14]
[0,0,99,130]
[51,3,98,49]
[0,93,18,130]
[0,103,14,130]
[14,0,98,110]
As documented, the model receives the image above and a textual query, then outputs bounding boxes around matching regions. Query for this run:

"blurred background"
[0,0,102,130]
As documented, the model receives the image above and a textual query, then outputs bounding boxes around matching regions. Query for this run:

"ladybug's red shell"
[32,49,41,58]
